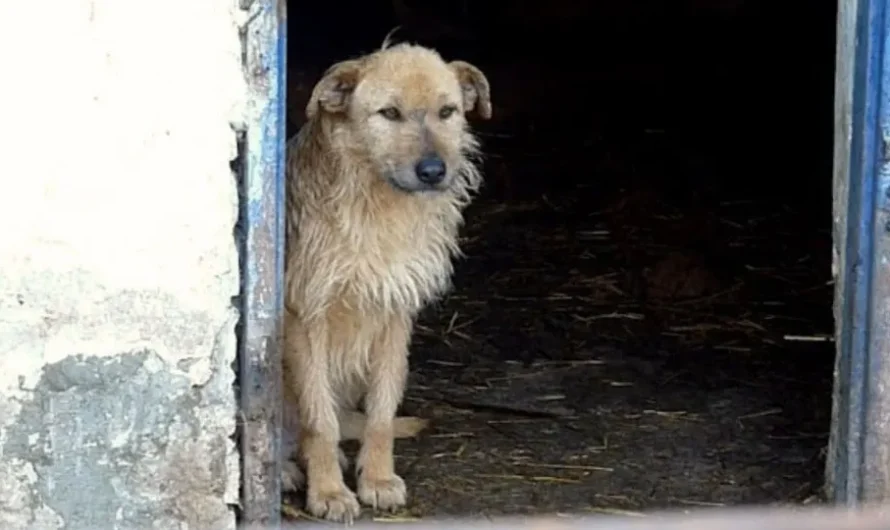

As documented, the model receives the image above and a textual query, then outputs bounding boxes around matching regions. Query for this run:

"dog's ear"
[449,60,492,120]
[305,59,362,119]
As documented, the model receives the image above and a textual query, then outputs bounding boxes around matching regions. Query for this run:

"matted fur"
[281,42,491,523]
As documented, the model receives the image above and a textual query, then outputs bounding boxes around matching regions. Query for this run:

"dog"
[280,40,491,524]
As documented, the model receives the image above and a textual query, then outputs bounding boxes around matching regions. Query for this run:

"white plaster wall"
[0,0,246,527]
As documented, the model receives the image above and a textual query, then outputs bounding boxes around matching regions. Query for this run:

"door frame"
[828,0,890,505]
[235,0,890,522]
[239,0,287,526]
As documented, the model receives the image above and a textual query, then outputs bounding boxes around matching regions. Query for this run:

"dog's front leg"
[287,319,361,524]
[356,314,411,512]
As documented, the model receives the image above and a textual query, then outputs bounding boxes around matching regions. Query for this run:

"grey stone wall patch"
[2,351,236,530]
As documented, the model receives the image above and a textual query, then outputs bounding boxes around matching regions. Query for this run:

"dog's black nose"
[415,156,446,185]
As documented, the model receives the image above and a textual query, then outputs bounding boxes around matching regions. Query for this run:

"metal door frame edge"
[240,0,287,526]
[829,0,890,505]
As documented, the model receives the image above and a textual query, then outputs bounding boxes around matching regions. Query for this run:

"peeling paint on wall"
[0,0,247,527]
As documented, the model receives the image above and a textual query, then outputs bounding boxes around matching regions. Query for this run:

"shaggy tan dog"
[280,41,491,523]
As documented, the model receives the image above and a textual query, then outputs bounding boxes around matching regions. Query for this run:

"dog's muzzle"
[385,154,451,193]
[414,155,447,186]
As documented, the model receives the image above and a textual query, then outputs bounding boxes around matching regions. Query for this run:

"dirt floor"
[282,119,836,522]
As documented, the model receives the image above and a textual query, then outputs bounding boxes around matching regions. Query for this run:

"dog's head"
[305,43,491,194]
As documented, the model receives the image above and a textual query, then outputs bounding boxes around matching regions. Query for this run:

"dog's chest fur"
[318,194,461,317]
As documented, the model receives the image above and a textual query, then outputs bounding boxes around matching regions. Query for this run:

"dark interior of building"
[284,0,839,519]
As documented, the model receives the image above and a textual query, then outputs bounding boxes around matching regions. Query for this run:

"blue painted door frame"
[240,0,286,526]
[233,0,890,523]
[829,0,890,506]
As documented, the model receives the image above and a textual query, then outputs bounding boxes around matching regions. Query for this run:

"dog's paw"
[306,485,361,524]
[283,449,348,493]
[281,460,305,493]
[357,473,407,512]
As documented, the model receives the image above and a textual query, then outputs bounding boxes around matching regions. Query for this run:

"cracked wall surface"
[0,0,246,528]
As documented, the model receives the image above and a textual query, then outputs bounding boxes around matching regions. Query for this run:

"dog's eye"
[378,107,402,121]
[439,105,458,120]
